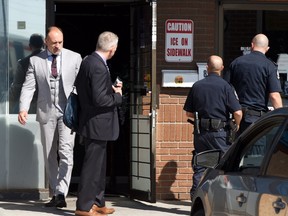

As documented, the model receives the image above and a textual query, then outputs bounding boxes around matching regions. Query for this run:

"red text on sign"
[181,38,188,46]
[170,37,178,46]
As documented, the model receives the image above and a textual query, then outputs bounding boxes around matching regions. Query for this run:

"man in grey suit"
[18,26,82,208]
[74,31,122,216]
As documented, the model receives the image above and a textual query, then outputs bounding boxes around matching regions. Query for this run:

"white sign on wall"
[165,19,194,62]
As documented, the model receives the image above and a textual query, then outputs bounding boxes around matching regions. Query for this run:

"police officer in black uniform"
[184,55,242,200]
[226,33,283,134]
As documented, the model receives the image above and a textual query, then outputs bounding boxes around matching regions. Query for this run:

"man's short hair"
[29,33,44,49]
[96,31,118,52]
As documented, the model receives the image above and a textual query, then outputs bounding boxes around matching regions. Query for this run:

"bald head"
[251,34,269,54]
[207,55,224,75]
[45,26,64,55]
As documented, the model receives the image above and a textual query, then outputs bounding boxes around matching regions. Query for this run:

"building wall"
[156,0,217,200]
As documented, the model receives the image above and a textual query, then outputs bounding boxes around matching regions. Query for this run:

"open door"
[129,1,157,203]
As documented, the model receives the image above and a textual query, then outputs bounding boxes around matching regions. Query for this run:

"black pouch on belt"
[211,119,222,130]
[200,119,210,130]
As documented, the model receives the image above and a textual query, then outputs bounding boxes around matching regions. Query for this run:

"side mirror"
[194,149,222,168]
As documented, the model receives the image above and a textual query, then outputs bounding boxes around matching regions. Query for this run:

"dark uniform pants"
[238,112,262,135]
[191,130,229,200]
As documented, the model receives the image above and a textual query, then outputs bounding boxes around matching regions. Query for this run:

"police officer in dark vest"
[226,33,283,135]
[184,55,242,200]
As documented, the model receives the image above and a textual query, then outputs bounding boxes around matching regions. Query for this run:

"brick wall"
[155,0,217,200]
[156,94,193,200]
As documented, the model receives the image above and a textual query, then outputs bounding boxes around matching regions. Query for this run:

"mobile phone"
[113,76,122,87]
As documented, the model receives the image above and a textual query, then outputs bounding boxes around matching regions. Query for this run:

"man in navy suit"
[75,31,122,216]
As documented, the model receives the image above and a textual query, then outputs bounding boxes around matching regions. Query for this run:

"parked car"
[191,107,288,216]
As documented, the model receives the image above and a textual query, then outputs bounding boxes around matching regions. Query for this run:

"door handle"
[149,109,157,128]
[236,193,247,207]
[272,198,286,214]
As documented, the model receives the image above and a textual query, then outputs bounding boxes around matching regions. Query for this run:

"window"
[238,125,280,175]
[266,125,288,178]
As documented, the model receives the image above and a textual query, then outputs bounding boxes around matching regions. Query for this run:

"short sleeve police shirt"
[228,51,282,111]
[183,73,241,121]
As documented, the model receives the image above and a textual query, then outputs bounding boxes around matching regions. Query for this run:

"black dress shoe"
[45,194,67,208]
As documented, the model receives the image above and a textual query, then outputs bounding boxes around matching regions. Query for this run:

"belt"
[243,108,266,117]
[200,118,227,131]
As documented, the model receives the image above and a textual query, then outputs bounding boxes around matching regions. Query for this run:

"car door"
[207,174,250,215]
[216,118,284,215]
[246,122,288,216]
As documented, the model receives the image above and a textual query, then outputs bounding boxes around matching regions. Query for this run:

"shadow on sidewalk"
[0,199,74,215]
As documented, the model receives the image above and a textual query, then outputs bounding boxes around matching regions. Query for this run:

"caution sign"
[165,19,193,62]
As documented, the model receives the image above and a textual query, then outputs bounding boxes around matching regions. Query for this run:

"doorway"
[54,2,131,196]
[51,1,155,201]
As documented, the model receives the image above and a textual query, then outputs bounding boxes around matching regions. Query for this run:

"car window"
[237,125,280,175]
[266,125,288,178]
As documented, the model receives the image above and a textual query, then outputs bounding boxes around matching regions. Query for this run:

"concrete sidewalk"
[0,195,191,216]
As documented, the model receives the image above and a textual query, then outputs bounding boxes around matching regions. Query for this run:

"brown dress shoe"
[92,204,115,214]
[75,208,106,216]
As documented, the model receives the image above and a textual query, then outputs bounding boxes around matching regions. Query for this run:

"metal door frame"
[129,0,157,203]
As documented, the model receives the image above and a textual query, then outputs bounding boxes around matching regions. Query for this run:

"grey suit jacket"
[19,48,82,124]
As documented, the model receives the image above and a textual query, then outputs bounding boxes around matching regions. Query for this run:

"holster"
[228,119,237,143]
[229,119,237,131]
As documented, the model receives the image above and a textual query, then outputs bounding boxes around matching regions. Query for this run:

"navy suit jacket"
[75,52,122,141]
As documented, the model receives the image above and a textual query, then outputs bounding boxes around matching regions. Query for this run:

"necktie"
[51,54,58,78]
[105,64,110,74]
